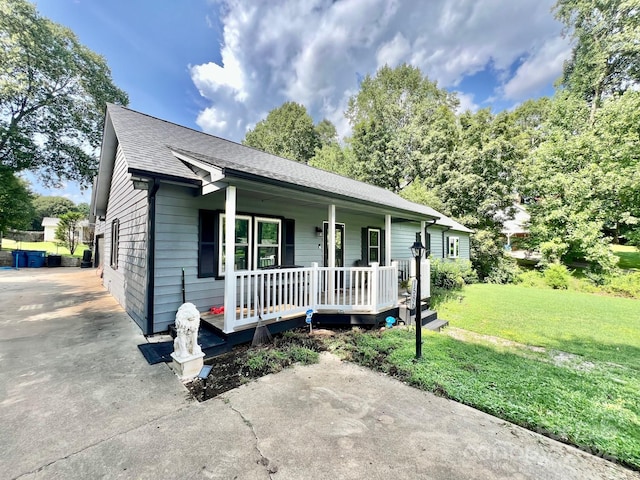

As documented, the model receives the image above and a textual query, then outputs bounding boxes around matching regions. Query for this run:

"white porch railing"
[223,261,403,333]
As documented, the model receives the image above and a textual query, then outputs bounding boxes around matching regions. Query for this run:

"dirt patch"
[185,328,330,402]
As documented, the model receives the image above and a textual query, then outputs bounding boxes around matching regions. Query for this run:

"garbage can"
[80,249,92,268]
[11,250,27,268]
[47,254,62,267]
[26,251,47,268]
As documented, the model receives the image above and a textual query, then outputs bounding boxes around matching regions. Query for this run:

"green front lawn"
[438,283,640,369]
[0,239,89,257]
[613,245,640,269]
[326,283,640,470]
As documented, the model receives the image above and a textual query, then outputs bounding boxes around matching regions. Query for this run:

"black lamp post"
[410,232,425,359]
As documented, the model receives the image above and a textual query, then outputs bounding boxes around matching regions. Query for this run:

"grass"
[0,239,89,257]
[612,245,640,269]
[438,283,640,368]
[322,283,640,470]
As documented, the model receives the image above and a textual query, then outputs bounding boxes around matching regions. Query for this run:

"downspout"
[145,179,160,335]
[441,227,451,259]
[424,219,437,256]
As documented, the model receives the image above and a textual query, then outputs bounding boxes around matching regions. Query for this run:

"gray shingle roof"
[106,104,472,233]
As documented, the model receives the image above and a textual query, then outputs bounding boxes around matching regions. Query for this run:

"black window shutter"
[380,229,385,265]
[283,219,295,266]
[360,228,368,266]
[198,210,219,277]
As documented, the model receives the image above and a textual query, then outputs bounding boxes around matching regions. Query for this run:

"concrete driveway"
[0,268,637,480]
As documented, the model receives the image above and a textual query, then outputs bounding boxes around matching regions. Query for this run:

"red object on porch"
[209,306,224,315]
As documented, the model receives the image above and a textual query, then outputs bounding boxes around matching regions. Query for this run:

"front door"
[323,223,345,288]
[323,223,345,267]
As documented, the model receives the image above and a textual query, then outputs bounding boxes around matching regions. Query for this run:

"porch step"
[420,309,438,326]
[424,319,449,332]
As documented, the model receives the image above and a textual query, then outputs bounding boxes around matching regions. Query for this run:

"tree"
[243,102,321,163]
[553,0,640,124]
[0,168,34,235]
[54,211,84,255]
[315,119,338,146]
[30,195,76,230]
[346,64,459,192]
[521,92,618,272]
[0,0,128,187]
[309,143,357,178]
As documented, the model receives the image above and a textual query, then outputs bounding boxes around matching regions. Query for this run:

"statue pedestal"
[170,351,205,380]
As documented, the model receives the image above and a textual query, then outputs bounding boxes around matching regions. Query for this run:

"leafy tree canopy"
[554,0,640,123]
[31,195,76,230]
[243,102,326,163]
[54,210,83,255]
[346,64,458,192]
[0,168,34,234]
[0,0,128,187]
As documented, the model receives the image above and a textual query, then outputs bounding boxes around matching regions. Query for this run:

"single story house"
[42,217,92,243]
[90,104,472,336]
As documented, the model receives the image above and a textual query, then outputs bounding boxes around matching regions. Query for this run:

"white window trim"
[255,217,282,268]
[367,228,381,264]
[448,236,460,258]
[219,214,252,274]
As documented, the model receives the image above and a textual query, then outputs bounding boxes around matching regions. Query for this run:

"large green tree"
[345,64,458,192]
[554,0,640,124]
[30,195,76,230]
[243,102,324,163]
[0,0,128,187]
[0,168,34,235]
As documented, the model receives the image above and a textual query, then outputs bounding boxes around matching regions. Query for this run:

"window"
[448,236,460,258]
[368,228,380,263]
[198,210,292,278]
[255,217,281,268]
[110,219,119,268]
[219,215,251,273]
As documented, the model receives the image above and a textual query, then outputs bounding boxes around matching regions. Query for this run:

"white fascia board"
[171,150,227,195]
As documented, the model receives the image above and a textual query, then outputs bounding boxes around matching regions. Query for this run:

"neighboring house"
[90,104,472,336]
[42,217,92,243]
[500,203,530,248]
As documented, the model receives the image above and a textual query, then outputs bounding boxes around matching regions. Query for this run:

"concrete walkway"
[0,268,637,480]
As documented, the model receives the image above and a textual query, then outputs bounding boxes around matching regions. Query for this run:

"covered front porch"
[204,184,432,335]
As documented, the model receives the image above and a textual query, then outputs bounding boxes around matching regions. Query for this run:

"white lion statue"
[173,303,202,360]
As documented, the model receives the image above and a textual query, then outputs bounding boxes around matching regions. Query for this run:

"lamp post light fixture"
[410,232,425,359]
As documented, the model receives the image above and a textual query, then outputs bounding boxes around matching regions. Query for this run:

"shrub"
[485,257,521,284]
[431,259,478,290]
[605,272,640,299]
[543,263,570,289]
[514,270,545,288]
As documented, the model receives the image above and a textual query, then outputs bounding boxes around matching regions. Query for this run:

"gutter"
[424,219,437,255]
[145,179,160,334]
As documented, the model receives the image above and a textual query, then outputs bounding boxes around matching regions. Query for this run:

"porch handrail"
[223,262,400,333]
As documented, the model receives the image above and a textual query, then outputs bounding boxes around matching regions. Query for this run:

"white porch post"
[328,204,336,268]
[370,262,379,312]
[223,186,236,333]
[385,214,392,266]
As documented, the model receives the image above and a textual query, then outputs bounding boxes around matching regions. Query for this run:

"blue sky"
[31,0,570,203]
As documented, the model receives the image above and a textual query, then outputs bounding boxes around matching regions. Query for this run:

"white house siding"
[101,144,149,331]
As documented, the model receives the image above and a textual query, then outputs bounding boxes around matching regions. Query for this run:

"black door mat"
[138,325,227,365]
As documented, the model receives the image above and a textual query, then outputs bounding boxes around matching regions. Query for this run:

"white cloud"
[191,0,568,141]
[501,37,571,100]
[455,92,479,113]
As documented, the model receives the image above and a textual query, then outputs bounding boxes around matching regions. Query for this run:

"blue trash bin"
[11,250,27,268]
[26,251,47,268]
